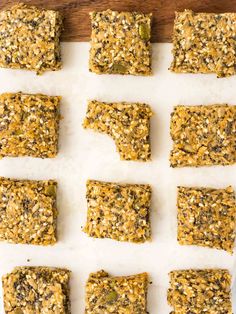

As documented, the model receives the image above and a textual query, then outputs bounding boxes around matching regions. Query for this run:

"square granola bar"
[170,10,236,78]
[170,105,236,167]
[83,180,152,243]
[85,270,148,313]
[0,92,60,158]
[0,3,63,74]
[177,186,236,253]
[2,266,71,314]
[89,9,152,75]
[0,177,57,245]
[83,100,153,161]
[168,269,232,313]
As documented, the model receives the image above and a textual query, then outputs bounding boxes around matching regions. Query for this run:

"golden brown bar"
[170,105,236,167]
[83,100,153,161]
[85,270,148,313]
[0,3,63,74]
[0,92,61,158]
[83,180,152,243]
[168,269,232,313]
[170,10,236,78]
[0,177,57,245]
[2,267,71,314]
[177,186,236,253]
[89,9,152,75]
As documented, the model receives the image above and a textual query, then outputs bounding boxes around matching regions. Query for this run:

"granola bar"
[85,270,148,313]
[0,3,63,74]
[2,266,71,314]
[83,100,153,161]
[177,186,236,253]
[170,10,236,78]
[0,92,61,158]
[170,105,236,167]
[0,177,57,245]
[168,269,232,313]
[89,9,152,75]
[83,180,152,243]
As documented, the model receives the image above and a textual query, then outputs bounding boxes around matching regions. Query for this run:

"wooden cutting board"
[0,0,235,42]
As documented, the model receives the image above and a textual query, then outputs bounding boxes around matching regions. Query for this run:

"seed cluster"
[168,269,232,313]
[170,10,236,77]
[177,186,236,253]
[83,180,152,243]
[89,9,152,75]
[85,270,148,313]
[83,100,153,161]
[170,105,236,167]
[0,3,63,74]
[0,177,58,245]
[2,267,71,314]
[0,92,61,158]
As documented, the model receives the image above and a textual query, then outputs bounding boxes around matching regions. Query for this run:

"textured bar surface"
[177,186,236,253]
[168,269,232,313]
[0,92,60,158]
[83,180,152,243]
[89,9,152,75]
[0,177,57,245]
[170,10,236,77]
[170,105,236,167]
[2,266,71,314]
[83,100,153,161]
[0,3,63,74]
[85,270,148,313]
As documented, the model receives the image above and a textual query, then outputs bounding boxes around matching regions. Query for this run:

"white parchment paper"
[0,43,235,313]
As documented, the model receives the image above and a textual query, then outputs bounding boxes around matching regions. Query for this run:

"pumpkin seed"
[139,23,150,40]
[112,63,127,74]
[45,185,56,197]
[105,290,118,303]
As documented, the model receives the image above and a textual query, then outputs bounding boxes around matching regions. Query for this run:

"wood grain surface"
[1,0,236,42]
